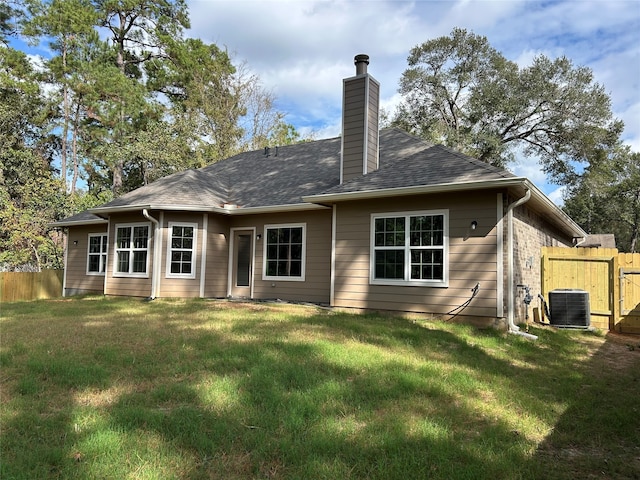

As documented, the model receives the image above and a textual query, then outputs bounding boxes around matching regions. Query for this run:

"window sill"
[262,275,306,282]
[113,273,149,279]
[369,279,448,288]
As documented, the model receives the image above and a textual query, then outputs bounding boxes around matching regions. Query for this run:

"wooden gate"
[541,247,640,334]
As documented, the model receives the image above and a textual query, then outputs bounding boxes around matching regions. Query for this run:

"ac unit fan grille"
[548,289,590,328]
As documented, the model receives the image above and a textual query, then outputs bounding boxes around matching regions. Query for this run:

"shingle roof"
[324,133,515,195]
[95,167,229,209]
[51,127,585,239]
[91,134,342,211]
[50,210,108,227]
[92,128,516,210]
[54,127,522,226]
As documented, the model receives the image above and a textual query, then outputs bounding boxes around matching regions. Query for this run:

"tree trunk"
[71,102,80,193]
[112,158,124,195]
[61,38,69,192]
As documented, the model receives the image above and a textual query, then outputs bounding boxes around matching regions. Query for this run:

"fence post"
[612,253,619,331]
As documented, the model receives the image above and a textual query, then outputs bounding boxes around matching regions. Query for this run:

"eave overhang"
[87,202,329,217]
[49,218,109,228]
[303,177,586,240]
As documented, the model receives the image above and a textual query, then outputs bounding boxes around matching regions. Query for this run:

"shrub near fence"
[0,270,64,302]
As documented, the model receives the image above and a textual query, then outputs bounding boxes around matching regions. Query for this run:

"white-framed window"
[87,233,108,275]
[370,210,448,287]
[166,222,197,279]
[262,223,306,281]
[114,223,150,277]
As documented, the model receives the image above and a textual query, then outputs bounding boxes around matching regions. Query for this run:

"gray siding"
[366,79,380,174]
[204,214,230,298]
[105,212,153,297]
[64,225,108,296]
[333,192,500,318]
[230,209,332,304]
[342,74,380,183]
[158,212,204,298]
[74,210,232,299]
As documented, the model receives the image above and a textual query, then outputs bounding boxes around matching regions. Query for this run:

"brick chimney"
[341,54,380,183]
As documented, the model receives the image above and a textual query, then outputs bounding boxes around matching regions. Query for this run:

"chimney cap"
[354,54,369,75]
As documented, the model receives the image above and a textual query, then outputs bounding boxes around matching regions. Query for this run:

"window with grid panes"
[87,233,107,274]
[114,224,150,276]
[371,211,447,286]
[167,223,196,278]
[263,224,305,281]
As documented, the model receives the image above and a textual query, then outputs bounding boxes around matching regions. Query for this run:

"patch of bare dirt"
[594,332,640,371]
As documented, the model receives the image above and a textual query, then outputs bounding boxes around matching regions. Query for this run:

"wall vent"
[548,289,591,328]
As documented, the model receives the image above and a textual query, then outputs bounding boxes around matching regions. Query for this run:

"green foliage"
[0,1,22,42]
[2,0,296,268]
[0,45,66,270]
[563,147,640,252]
[150,37,245,162]
[395,28,623,182]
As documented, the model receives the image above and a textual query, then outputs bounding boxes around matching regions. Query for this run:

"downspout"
[506,189,538,340]
[574,236,587,247]
[62,229,68,297]
[142,209,160,300]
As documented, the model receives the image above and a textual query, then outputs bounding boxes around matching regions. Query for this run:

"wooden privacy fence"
[541,247,640,334]
[0,270,64,302]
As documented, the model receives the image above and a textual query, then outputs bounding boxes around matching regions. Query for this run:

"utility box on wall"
[548,289,591,328]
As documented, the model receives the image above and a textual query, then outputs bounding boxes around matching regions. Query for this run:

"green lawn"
[1,297,638,479]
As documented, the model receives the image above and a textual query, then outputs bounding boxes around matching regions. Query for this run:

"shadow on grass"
[525,331,640,480]
[101,324,532,479]
[2,297,634,479]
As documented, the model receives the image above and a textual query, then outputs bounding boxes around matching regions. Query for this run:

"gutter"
[89,202,328,217]
[49,218,109,228]
[303,177,530,204]
[505,189,538,340]
[142,209,161,300]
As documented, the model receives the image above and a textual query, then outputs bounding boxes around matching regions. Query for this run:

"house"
[54,54,586,332]
[579,234,616,249]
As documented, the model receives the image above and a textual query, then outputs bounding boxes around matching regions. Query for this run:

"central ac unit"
[548,289,590,328]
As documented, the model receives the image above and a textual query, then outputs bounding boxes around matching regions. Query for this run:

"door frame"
[227,227,256,298]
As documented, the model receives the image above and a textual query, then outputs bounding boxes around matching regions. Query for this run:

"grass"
[1,296,639,479]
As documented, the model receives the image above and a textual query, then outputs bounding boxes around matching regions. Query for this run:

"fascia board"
[302,178,530,203]
[49,218,109,228]
[89,204,228,215]
[226,203,330,215]
[88,202,329,217]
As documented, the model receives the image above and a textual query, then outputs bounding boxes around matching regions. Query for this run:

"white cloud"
[510,157,547,185]
[186,0,639,158]
[547,186,566,207]
[26,54,46,72]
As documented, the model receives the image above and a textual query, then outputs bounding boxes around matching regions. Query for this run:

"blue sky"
[14,0,640,204]
[187,0,640,204]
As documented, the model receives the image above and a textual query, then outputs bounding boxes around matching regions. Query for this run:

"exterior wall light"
[471,221,478,230]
